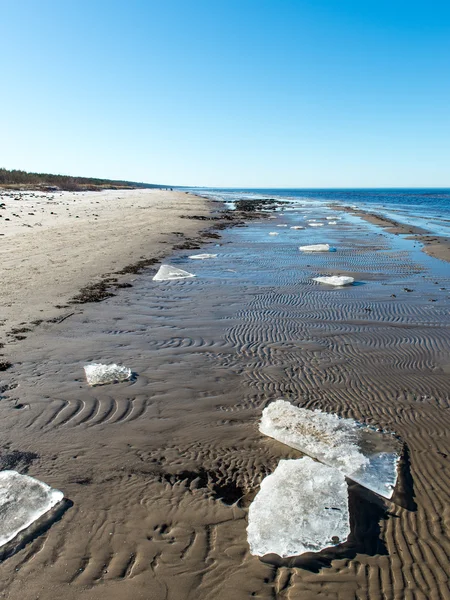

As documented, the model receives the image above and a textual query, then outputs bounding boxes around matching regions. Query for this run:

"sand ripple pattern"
[1,210,449,599]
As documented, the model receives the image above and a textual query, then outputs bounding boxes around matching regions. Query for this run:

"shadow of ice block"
[247,457,350,557]
[260,400,401,499]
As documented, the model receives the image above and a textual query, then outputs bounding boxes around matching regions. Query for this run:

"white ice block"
[268,232,279,236]
[153,265,196,281]
[299,244,333,252]
[84,363,132,386]
[290,226,305,230]
[247,457,350,557]
[259,400,400,498]
[0,471,64,548]
[313,276,354,286]
[309,223,324,227]
[188,254,217,260]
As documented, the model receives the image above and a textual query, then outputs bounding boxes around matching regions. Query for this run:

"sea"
[182,188,450,237]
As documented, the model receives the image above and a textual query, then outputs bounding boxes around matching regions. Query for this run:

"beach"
[0,189,216,346]
[0,194,449,599]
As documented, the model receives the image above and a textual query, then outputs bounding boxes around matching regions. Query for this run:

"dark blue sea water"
[184,188,450,237]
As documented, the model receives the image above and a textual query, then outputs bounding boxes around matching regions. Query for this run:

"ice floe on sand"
[188,253,217,260]
[313,276,355,286]
[153,265,196,281]
[247,457,350,557]
[0,471,64,548]
[84,363,132,386]
[299,244,334,252]
[260,400,401,499]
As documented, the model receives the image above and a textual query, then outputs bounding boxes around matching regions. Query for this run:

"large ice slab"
[153,265,196,281]
[84,363,132,386]
[247,457,350,557]
[299,244,334,252]
[260,400,400,498]
[313,276,354,286]
[0,471,64,547]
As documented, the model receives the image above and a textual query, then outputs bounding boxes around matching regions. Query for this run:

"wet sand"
[339,204,450,263]
[0,204,450,599]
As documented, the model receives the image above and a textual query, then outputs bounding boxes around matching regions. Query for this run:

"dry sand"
[0,200,449,599]
[0,188,214,346]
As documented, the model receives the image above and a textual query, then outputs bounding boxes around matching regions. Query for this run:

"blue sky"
[1,0,449,187]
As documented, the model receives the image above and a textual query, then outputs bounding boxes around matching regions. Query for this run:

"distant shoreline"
[338,204,450,264]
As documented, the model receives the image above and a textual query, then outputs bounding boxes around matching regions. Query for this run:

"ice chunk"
[153,264,195,281]
[260,400,400,498]
[328,221,337,225]
[313,276,354,286]
[326,216,340,220]
[276,224,288,227]
[299,244,334,252]
[290,225,305,230]
[247,457,349,557]
[309,223,324,227]
[84,363,132,386]
[268,232,279,236]
[307,219,317,222]
[0,471,64,548]
[188,253,217,260]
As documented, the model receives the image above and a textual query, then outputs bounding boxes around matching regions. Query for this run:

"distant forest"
[0,168,162,191]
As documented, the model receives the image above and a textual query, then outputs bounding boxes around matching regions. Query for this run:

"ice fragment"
[247,457,350,557]
[309,223,324,227]
[268,232,279,236]
[188,254,217,260]
[299,244,334,252]
[313,276,354,286]
[153,265,196,281]
[0,471,64,547]
[260,400,400,498]
[290,226,305,230]
[84,363,132,386]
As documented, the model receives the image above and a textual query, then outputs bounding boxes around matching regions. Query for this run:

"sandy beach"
[0,189,216,347]
[0,198,449,599]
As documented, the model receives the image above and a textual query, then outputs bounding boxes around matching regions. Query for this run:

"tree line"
[0,168,161,191]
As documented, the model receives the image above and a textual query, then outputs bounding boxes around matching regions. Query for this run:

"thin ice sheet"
[153,265,196,281]
[260,400,401,498]
[0,471,64,547]
[313,276,355,286]
[247,457,350,557]
[299,244,334,252]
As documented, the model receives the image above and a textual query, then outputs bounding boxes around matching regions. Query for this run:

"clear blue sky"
[1,0,449,187]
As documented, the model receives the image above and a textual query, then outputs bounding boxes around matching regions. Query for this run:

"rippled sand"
[1,206,449,599]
